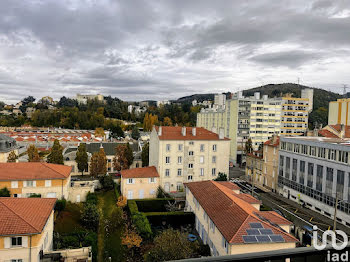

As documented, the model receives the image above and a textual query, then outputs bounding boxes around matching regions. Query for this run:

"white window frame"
[178,144,183,151]
[165,169,170,177]
[149,177,156,183]
[199,156,204,163]
[177,169,182,176]
[200,144,205,152]
[189,151,194,156]
[165,156,170,164]
[188,163,194,169]
[166,144,171,152]
[11,181,18,189]
[178,156,182,164]
[212,156,216,163]
[200,168,204,176]
[213,144,217,152]
[45,180,51,187]
[127,178,135,184]
[212,168,216,176]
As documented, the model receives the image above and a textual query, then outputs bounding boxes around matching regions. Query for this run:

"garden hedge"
[145,212,195,229]
[128,200,152,239]
[134,198,174,212]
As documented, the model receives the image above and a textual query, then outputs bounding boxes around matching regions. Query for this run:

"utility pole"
[333,193,338,232]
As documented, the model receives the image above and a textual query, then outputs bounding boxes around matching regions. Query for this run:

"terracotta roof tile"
[215,181,240,191]
[121,166,159,178]
[264,136,280,147]
[154,126,230,141]
[184,180,297,244]
[0,162,72,181]
[0,198,56,235]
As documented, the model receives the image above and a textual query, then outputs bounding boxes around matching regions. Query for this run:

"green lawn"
[54,202,84,234]
[97,190,124,262]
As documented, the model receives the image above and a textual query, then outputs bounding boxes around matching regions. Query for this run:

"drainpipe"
[29,235,32,262]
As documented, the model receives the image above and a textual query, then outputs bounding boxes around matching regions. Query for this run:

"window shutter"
[33,181,36,187]
[22,236,28,247]
[4,237,10,248]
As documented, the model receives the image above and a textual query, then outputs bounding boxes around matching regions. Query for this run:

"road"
[231,178,350,243]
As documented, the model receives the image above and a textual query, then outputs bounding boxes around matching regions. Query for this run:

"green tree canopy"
[141,142,149,167]
[0,187,10,197]
[27,144,41,162]
[131,126,140,140]
[213,172,228,181]
[76,143,88,175]
[47,139,64,164]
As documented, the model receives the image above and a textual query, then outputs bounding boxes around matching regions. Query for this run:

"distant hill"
[175,93,215,103]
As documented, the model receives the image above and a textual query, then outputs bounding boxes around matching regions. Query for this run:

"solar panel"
[256,235,271,242]
[269,235,285,243]
[249,222,263,229]
[259,229,273,235]
[242,235,258,243]
[246,229,260,235]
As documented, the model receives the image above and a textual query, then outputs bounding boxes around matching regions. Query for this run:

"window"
[328,149,336,161]
[307,163,314,188]
[188,163,193,169]
[11,237,22,247]
[149,177,156,183]
[177,169,182,176]
[178,144,183,151]
[150,189,155,195]
[165,169,170,177]
[200,168,204,176]
[210,219,215,233]
[178,156,182,164]
[45,180,51,187]
[212,156,216,163]
[200,144,205,152]
[165,156,170,164]
[11,260,23,262]
[189,141,194,145]
[127,178,135,184]
[177,183,182,191]
[199,156,204,163]
[188,175,193,181]
[212,168,216,176]
[299,161,305,185]
[166,144,171,152]
[222,236,228,254]
[337,170,345,199]
[25,181,34,187]
[11,181,18,189]
[213,144,217,152]
[316,165,323,191]
[325,168,333,196]
[189,151,194,156]
[47,192,56,198]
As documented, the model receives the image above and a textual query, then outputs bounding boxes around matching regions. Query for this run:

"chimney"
[219,128,224,140]
[340,124,345,139]
[211,126,217,134]
[158,126,162,136]
[182,127,186,136]
[192,127,196,136]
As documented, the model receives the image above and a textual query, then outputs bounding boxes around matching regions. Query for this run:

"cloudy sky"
[0,0,350,103]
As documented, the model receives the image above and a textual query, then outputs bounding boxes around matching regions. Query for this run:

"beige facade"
[121,177,159,199]
[262,139,279,192]
[281,96,309,136]
[328,98,350,125]
[0,148,18,163]
[0,211,54,262]
[245,152,264,189]
[149,127,230,193]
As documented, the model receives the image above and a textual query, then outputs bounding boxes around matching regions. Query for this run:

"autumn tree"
[122,227,142,256]
[113,144,132,171]
[145,229,199,262]
[116,196,127,208]
[7,151,18,162]
[141,142,149,167]
[76,143,88,175]
[89,147,107,177]
[94,127,105,138]
[47,139,64,164]
[143,113,158,131]
[163,117,173,126]
[27,144,41,162]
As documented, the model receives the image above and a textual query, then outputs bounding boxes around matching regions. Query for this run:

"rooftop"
[184,180,297,244]
[0,162,72,181]
[121,166,159,178]
[154,126,230,141]
[281,136,350,146]
[0,198,56,235]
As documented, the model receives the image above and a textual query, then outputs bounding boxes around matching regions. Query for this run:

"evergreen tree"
[141,142,149,167]
[131,126,140,140]
[7,151,18,163]
[76,143,88,175]
[27,144,41,162]
[47,139,64,164]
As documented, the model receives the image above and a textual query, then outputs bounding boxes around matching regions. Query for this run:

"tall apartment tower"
[301,88,314,112]
[328,98,350,126]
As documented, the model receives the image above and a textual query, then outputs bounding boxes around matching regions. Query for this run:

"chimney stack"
[192,127,196,136]
[219,128,224,140]
[182,127,186,136]
[340,124,345,139]
[211,126,217,134]
[158,126,162,136]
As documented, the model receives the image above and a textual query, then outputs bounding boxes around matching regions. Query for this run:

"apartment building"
[278,136,350,225]
[149,126,230,193]
[120,166,159,199]
[0,198,56,262]
[76,93,104,105]
[185,181,297,257]
[0,162,72,199]
[328,98,350,125]
[0,134,18,163]
[246,151,264,188]
[263,136,280,192]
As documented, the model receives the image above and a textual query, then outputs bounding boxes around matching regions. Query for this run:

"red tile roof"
[0,198,56,235]
[264,136,280,147]
[0,162,72,181]
[319,125,350,138]
[121,166,159,178]
[185,180,297,244]
[318,129,338,138]
[215,181,241,191]
[256,211,293,225]
[154,126,230,141]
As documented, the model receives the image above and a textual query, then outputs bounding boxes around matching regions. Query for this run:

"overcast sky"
[0,0,350,103]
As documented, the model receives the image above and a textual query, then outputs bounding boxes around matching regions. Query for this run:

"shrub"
[128,200,139,214]
[0,187,10,197]
[198,244,211,257]
[116,196,127,208]
[213,172,227,181]
[99,175,114,190]
[86,192,98,205]
[128,200,152,239]
[81,203,100,231]
[55,199,67,212]
[135,198,175,212]
[114,183,120,198]
[61,235,79,248]
[29,193,41,198]
[145,212,195,229]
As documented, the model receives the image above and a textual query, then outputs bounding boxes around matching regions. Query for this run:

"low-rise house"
[262,136,280,192]
[185,181,297,257]
[0,134,19,163]
[0,198,56,261]
[120,166,159,199]
[245,151,264,189]
[0,162,72,199]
